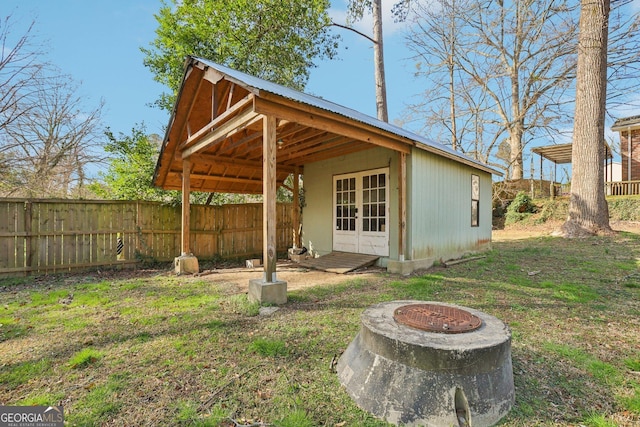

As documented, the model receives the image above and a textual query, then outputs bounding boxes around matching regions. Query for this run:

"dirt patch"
[189,261,386,293]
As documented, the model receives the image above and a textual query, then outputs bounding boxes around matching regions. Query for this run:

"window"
[471,174,480,227]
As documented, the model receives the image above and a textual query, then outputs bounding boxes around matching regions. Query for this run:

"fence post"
[24,200,32,272]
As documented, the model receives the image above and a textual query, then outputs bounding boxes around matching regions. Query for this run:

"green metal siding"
[407,148,493,261]
[301,147,399,258]
[302,146,493,263]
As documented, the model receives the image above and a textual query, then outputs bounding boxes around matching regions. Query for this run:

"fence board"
[0,199,292,276]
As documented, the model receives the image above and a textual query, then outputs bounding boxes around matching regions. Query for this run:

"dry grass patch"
[1,226,639,426]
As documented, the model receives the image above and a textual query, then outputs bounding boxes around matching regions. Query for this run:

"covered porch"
[530,142,628,197]
[153,57,413,304]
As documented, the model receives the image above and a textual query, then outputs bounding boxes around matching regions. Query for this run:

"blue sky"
[4,0,415,139]
[6,0,639,184]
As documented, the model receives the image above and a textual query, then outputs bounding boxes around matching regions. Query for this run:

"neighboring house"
[612,115,640,181]
[153,56,502,302]
[606,161,622,182]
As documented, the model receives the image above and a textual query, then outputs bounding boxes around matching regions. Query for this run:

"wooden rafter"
[158,66,205,187]
[216,130,263,157]
[189,153,297,174]
[254,97,411,154]
[179,95,254,152]
[154,58,439,196]
[181,109,261,158]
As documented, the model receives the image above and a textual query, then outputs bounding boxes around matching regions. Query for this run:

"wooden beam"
[227,83,235,110]
[216,130,263,156]
[211,84,217,122]
[263,115,277,282]
[399,152,407,262]
[185,153,297,174]
[159,67,205,187]
[181,159,191,255]
[179,95,253,151]
[254,97,411,154]
[282,141,373,166]
[181,109,261,158]
[278,135,350,162]
[293,168,300,249]
[170,171,263,186]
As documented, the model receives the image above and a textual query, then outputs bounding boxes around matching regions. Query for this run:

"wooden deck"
[298,252,379,274]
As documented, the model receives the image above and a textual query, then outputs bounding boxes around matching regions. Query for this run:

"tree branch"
[330,22,377,44]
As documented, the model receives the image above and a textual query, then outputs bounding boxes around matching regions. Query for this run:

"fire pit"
[337,300,514,426]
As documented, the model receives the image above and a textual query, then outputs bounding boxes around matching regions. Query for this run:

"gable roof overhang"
[153,57,501,194]
[612,115,640,132]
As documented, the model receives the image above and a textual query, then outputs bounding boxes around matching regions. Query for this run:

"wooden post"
[181,159,191,255]
[24,200,32,272]
[539,155,543,197]
[293,168,300,249]
[399,152,407,262]
[263,115,277,282]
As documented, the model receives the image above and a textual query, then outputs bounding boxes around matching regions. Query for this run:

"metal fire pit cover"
[394,303,482,334]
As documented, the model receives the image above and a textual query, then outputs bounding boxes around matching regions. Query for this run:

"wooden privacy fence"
[0,199,293,277]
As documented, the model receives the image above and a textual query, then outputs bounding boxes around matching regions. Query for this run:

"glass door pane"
[336,177,356,231]
[361,173,387,233]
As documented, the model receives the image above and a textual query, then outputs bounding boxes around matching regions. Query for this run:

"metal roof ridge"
[191,56,502,176]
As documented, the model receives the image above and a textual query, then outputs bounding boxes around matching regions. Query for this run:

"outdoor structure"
[153,56,501,303]
[612,115,640,195]
[531,142,614,197]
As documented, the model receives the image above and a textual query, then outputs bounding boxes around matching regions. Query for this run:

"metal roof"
[531,142,613,164]
[193,57,502,176]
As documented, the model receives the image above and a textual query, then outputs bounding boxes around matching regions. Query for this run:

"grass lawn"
[1,228,639,426]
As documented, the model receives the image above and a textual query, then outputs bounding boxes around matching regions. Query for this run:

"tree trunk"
[509,2,523,180]
[372,0,389,122]
[561,0,612,237]
[448,0,457,151]
[509,121,524,180]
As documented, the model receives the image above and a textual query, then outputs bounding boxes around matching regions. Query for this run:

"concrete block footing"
[246,258,262,268]
[248,279,287,305]
[386,257,435,275]
[174,254,199,275]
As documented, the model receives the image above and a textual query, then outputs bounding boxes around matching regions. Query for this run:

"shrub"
[505,192,537,224]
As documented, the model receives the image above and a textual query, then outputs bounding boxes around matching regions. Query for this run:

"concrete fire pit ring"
[337,300,514,426]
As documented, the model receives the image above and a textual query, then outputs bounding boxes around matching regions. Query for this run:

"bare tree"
[0,13,48,135]
[606,2,640,112]
[404,0,473,151]
[560,0,612,237]
[405,0,579,179]
[0,13,105,198]
[1,74,105,198]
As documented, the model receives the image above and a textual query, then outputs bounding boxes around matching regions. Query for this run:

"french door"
[333,168,389,256]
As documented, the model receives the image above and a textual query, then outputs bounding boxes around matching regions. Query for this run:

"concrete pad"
[248,279,287,305]
[174,254,199,275]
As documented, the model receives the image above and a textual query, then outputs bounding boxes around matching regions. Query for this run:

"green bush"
[505,192,537,224]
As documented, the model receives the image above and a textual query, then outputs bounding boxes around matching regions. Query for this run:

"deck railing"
[605,180,640,196]
[551,181,640,197]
